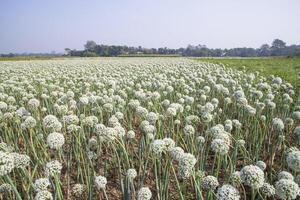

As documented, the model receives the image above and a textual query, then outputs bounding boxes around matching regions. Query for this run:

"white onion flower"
[94,175,107,190]
[216,184,240,200]
[137,187,152,200]
[275,179,299,200]
[46,132,65,150]
[240,165,265,189]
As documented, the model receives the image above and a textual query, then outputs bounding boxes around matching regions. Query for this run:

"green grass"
[194,57,300,86]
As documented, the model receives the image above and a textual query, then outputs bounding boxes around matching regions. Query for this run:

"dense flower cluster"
[0,58,298,199]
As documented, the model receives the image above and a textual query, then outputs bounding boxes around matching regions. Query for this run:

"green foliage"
[194,57,300,86]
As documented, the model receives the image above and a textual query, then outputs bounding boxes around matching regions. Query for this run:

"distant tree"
[84,41,97,52]
[64,48,71,55]
[259,44,271,56]
[272,39,286,49]
[271,39,286,56]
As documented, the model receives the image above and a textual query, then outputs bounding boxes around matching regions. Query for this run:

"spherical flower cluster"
[275,179,299,200]
[178,153,197,179]
[201,175,219,191]
[211,138,230,155]
[94,175,107,190]
[108,115,119,127]
[33,178,51,192]
[169,146,184,161]
[127,168,137,179]
[255,160,267,171]
[166,107,177,117]
[103,103,114,113]
[62,114,79,125]
[240,165,265,189]
[230,171,241,186]
[0,151,15,176]
[43,115,62,132]
[137,187,152,200]
[82,116,98,127]
[147,112,158,124]
[292,111,300,121]
[46,132,65,150]
[150,139,166,155]
[183,125,195,136]
[286,150,300,172]
[278,171,294,180]
[272,118,284,132]
[11,152,31,168]
[72,184,85,197]
[196,136,205,146]
[260,182,275,197]
[44,160,62,177]
[216,184,240,200]
[127,130,135,139]
[79,96,89,105]
[21,116,37,129]
[0,101,8,112]
[34,190,53,200]
[28,98,40,110]
[163,138,175,151]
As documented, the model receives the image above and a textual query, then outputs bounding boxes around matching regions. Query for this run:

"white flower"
[163,138,175,151]
[79,96,89,105]
[202,175,219,190]
[94,175,107,190]
[150,139,166,155]
[183,125,195,136]
[166,107,177,117]
[216,184,240,200]
[127,130,135,139]
[255,160,266,171]
[35,190,53,200]
[28,98,40,110]
[240,165,265,189]
[127,168,137,179]
[272,118,284,132]
[46,132,65,150]
[147,112,158,124]
[286,150,300,172]
[211,139,229,155]
[11,153,30,168]
[72,183,85,197]
[33,178,51,192]
[230,171,241,186]
[278,171,294,180]
[138,187,152,200]
[0,151,14,176]
[43,115,62,132]
[44,160,62,177]
[22,116,37,129]
[292,111,300,120]
[82,116,98,127]
[275,179,299,200]
[62,114,79,125]
[260,182,275,197]
[169,147,184,161]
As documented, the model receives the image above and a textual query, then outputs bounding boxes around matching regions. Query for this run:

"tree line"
[1,39,300,58]
[63,39,300,57]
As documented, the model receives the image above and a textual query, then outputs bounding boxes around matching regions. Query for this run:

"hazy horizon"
[1,0,300,54]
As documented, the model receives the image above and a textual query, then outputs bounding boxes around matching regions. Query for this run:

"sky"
[0,0,300,53]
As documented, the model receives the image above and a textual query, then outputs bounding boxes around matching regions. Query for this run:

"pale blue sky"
[0,0,300,53]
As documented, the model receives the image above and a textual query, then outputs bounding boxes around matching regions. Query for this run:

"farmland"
[0,57,300,200]
[194,57,300,86]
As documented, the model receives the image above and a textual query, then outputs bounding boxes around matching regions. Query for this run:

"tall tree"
[84,41,97,52]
